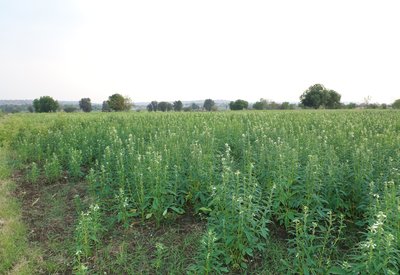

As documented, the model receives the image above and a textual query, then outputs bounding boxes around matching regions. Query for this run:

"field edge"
[0,148,41,274]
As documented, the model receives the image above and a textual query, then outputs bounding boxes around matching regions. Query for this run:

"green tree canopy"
[229,99,248,110]
[203,99,215,111]
[253,99,292,110]
[147,101,158,112]
[392,99,400,109]
[63,105,78,113]
[281,102,292,110]
[33,96,59,113]
[79,98,92,112]
[252,99,268,110]
[158,101,173,112]
[107,94,132,111]
[173,100,183,111]
[102,101,110,112]
[300,84,341,109]
[191,103,200,111]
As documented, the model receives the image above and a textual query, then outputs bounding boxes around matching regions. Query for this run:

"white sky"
[0,0,399,104]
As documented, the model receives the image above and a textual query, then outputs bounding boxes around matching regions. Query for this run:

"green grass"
[0,179,26,272]
[0,149,41,274]
[92,223,204,274]
[15,179,90,273]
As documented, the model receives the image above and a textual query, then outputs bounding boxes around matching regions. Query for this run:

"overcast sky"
[1,0,399,104]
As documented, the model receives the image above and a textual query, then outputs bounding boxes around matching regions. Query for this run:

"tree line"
[7,84,400,113]
[29,94,132,113]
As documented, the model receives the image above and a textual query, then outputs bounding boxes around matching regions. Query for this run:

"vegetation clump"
[2,110,400,273]
[33,96,59,113]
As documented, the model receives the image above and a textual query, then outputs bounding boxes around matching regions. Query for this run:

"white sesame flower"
[123,198,129,208]
[387,233,394,244]
[370,221,382,233]
[376,211,386,220]
[361,239,376,249]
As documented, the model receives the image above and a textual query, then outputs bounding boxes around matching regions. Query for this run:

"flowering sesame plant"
[9,110,400,273]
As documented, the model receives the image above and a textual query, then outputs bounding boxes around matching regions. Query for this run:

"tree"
[79,98,92,112]
[252,98,289,110]
[33,96,59,113]
[300,84,341,109]
[203,99,215,111]
[147,101,158,112]
[324,90,341,109]
[253,98,269,110]
[102,101,110,112]
[157,101,173,112]
[173,100,183,111]
[107,93,132,111]
[366,103,379,109]
[346,102,357,109]
[63,105,78,113]
[191,103,200,111]
[229,99,248,110]
[124,97,133,110]
[281,102,291,110]
[392,99,400,109]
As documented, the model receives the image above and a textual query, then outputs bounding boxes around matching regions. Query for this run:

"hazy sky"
[1,0,399,103]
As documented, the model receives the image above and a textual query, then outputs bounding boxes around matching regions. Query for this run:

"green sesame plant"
[68,148,83,180]
[26,161,40,184]
[43,153,62,183]
[6,110,400,273]
[74,203,103,274]
[188,229,229,274]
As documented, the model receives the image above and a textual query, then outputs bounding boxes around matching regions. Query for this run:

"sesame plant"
[188,229,229,274]
[114,187,135,228]
[43,153,62,183]
[347,180,400,274]
[200,144,275,271]
[75,203,103,270]
[152,242,167,272]
[350,211,399,274]
[6,110,400,273]
[285,206,345,274]
[68,148,83,180]
[26,161,40,184]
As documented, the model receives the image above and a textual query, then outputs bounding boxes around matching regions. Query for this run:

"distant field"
[1,110,399,274]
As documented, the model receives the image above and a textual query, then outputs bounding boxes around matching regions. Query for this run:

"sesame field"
[1,110,400,274]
